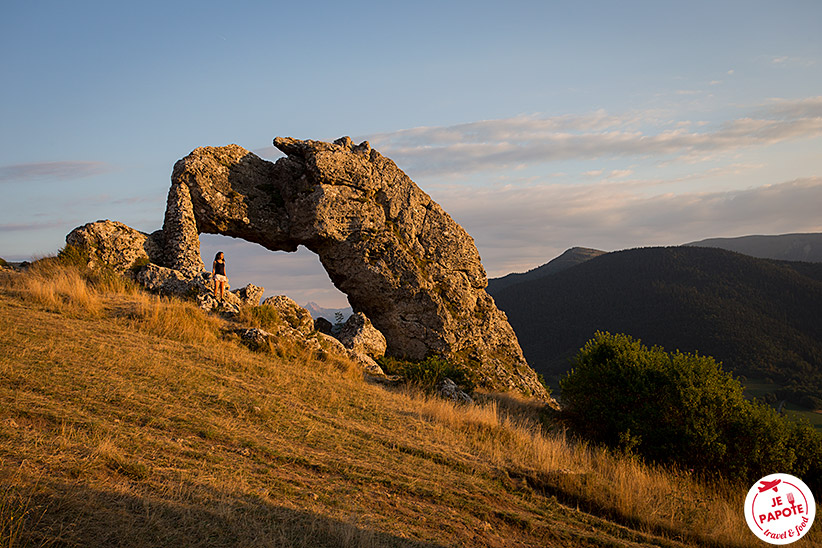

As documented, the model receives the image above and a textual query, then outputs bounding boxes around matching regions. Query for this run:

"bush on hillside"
[56,244,90,268]
[560,332,822,490]
[379,355,473,390]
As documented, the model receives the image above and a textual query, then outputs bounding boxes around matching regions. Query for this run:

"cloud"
[582,169,633,180]
[363,98,822,178]
[759,96,822,119]
[768,55,815,67]
[0,220,75,233]
[431,177,822,276]
[0,161,112,183]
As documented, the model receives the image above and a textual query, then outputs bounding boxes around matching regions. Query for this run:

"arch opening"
[199,233,351,318]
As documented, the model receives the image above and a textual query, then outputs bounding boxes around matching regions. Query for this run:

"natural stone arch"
[163,136,548,398]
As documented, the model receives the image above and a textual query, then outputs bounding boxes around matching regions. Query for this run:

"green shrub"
[561,332,822,490]
[56,244,90,268]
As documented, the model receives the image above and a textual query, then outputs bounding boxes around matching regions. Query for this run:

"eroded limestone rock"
[163,181,204,274]
[337,312,387,359]
[261,295,314,335]
[314,317,333,335]
[167,137,549,399]
[66,220,163,274]
[135,263,255,315]
[233,283,265,307]
[437,378,474,405]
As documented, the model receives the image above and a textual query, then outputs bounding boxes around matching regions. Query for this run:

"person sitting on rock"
[212,251,228,302]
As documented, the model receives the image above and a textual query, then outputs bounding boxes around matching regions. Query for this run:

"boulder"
[232,283,265,307]
[165,137,550,399]
[66,220,164,274]
[261,295,314,335]
[315,331,347,355]
[238,327,273,350]
[135,263,202,295]
[346,351,385,376]
[235,323,386,375]
[337,312,386,359]
[314,317,333,335]
[437,378,474,405]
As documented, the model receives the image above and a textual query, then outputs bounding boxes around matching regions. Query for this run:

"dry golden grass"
[409,393,764,546]
[121,291,222,344]
[9,262,103,318]
[1,263,819,547]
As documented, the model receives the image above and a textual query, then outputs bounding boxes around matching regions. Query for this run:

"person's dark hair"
[214,251,224,262]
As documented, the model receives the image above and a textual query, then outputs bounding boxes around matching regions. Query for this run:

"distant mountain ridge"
[487,247,606,294]
[492,246,822,407]
[303,301,353,322]
[686,233,822,262]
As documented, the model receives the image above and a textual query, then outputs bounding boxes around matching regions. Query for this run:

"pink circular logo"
[745,473,816,544]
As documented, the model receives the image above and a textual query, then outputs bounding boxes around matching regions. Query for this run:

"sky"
[2,1,821,308]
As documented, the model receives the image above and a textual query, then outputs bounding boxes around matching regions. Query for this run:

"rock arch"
[163,136,548,398]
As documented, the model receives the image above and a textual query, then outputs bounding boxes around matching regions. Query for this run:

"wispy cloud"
[759,96,822,119]
[363,97,822,178]
[0,161,112,183]
[0,220,77,233]
[432,177,822,276]
[768,55,815,67]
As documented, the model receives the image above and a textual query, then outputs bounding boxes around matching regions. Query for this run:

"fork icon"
[787,492,795,506]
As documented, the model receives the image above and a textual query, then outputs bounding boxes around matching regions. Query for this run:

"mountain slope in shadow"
[492,246,822,405]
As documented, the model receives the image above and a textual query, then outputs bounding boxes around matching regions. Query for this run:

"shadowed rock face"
[166,136,549,399]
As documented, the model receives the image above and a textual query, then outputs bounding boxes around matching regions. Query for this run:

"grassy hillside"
[0,261,817,547]
[492,246,822,408]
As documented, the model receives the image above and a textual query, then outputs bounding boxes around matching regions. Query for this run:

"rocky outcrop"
[257,296,385,375]
[437,378,474,405]
[235,302,386,376]
[261,295,314,334]
[314,317,333,335]
[66,220,164,274]
[163,181,204,274]
[64,136,552,400]
[166,137,549,399]
[135,263,202,295]
[233,283,265,307]
[337,312,387,359]
[65,221,265,314]
[135,263,259,314]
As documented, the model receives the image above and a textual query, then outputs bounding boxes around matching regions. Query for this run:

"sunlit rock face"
[165,136,550,399]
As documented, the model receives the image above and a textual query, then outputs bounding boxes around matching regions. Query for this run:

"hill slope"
[493,247,822,405]
[0,263,768,547]
[686,232,822,262]
[488,247,606,294]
